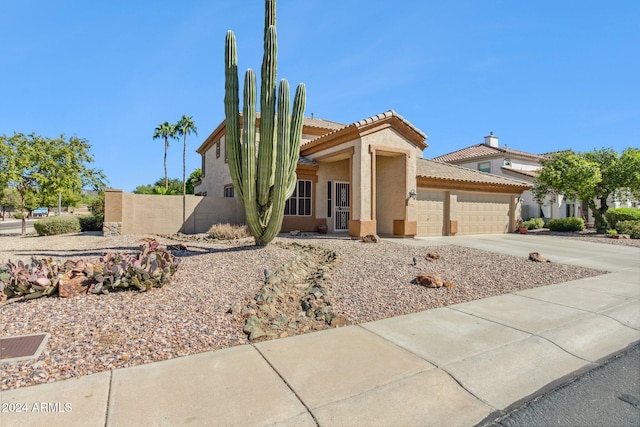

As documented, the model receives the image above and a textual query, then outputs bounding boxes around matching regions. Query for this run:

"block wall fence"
[103,189,246,235]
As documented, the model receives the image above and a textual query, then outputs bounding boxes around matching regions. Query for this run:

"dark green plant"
[0,258,63,300]
[616,220,640,239]
[33,216,81,236]
[547,217,585,232]
[225,0,306,246]
[79,214,101,231]
[605,208,640,230]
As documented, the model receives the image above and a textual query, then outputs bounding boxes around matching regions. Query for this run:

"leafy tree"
[0,187,20,220]
[153,122,178,190]
[187,168,202,194]
[533,148,640,232]
[0,133,106,234]
[90,191,105,225]
[175,115,198,226]
[133,177,187,195]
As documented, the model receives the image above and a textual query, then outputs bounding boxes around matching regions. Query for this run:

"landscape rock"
[243,316,266,341]
[444,282,457,289]
[238,241,347,341]
[362,234,381,243]
[609,234,629,240]
[58,272,90,298]
[330,315,348,327]
[528,252,550,263]
[425,252,441,261]
[415,273,444,288]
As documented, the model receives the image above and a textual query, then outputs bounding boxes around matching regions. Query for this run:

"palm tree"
[152,122,177,190]
[175,115,198,227]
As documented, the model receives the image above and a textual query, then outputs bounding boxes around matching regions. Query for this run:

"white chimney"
[484,132,498,147]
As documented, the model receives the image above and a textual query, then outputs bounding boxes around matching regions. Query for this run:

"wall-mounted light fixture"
[409,189,417,200]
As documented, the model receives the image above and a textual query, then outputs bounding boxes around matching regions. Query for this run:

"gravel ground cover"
[0,232,609,390]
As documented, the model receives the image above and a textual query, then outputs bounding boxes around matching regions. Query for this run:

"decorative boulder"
[415,273,444,288]
[528,252,550,263]
[425,252,441,261]
[362,234,381,243]
[58,272,90,298]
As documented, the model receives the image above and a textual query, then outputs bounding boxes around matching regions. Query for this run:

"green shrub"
[90,192,105,225]
[605,208,640,229]
[547,217,585,232]
[606,229,617,235]
[526,217,545,229]
[616,220,640,239]
[33,216,81,236]
[520,220,534,230]
[79,214,102,232]
[14,212,24,219]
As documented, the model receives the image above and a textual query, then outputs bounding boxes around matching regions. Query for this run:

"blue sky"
[1,1,638,191]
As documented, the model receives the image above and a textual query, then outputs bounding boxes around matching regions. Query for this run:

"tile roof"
[417,158,530,187]
[302,117,345,130]
[300,110,427,151]
[432,144,542,163]
[353,110,427,140]
[501,166,537,179]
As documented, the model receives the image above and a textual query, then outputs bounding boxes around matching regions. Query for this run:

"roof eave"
[416,176,531,194]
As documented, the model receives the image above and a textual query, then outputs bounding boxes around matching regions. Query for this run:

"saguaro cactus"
[224,0,306,246]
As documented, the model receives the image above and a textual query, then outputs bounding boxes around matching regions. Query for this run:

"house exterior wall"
[195,135,234,197]
[456,157,539,175]
[376,155,406,235]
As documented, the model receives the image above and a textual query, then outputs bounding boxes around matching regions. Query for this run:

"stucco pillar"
[103,189,124,236]
[445,191,458,236]
[509,195,518,232]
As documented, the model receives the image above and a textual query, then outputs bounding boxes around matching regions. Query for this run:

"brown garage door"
[416,190,445,236]
[458,192,510,234]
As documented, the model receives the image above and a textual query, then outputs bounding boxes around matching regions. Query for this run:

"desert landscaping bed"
[1,232,610,390]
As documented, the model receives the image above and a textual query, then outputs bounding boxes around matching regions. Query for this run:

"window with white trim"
[284,180,312,216]
[224,184,234,198]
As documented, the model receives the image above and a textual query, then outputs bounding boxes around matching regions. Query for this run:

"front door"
[334,181,350,231]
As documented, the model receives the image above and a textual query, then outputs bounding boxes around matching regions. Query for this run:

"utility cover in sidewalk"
[0,333,50,363]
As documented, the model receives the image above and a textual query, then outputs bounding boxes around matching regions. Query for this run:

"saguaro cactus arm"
[224,30,243,201]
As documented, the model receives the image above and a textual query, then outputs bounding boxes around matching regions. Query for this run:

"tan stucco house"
[194,110,530,237]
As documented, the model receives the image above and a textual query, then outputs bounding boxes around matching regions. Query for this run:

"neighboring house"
[432,133,586,222]
[194,111,530,237]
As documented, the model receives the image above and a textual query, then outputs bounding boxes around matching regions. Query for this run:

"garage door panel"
[458,193,510,235]
[415,190,445,236]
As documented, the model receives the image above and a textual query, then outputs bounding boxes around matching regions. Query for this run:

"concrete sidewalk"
[1,235,638,427]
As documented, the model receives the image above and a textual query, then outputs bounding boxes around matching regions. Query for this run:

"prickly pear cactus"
[224,0,306,246]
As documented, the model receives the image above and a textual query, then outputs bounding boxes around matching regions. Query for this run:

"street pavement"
[0,234,638,427]
[0,218,36,235]
[489,342,640,427]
